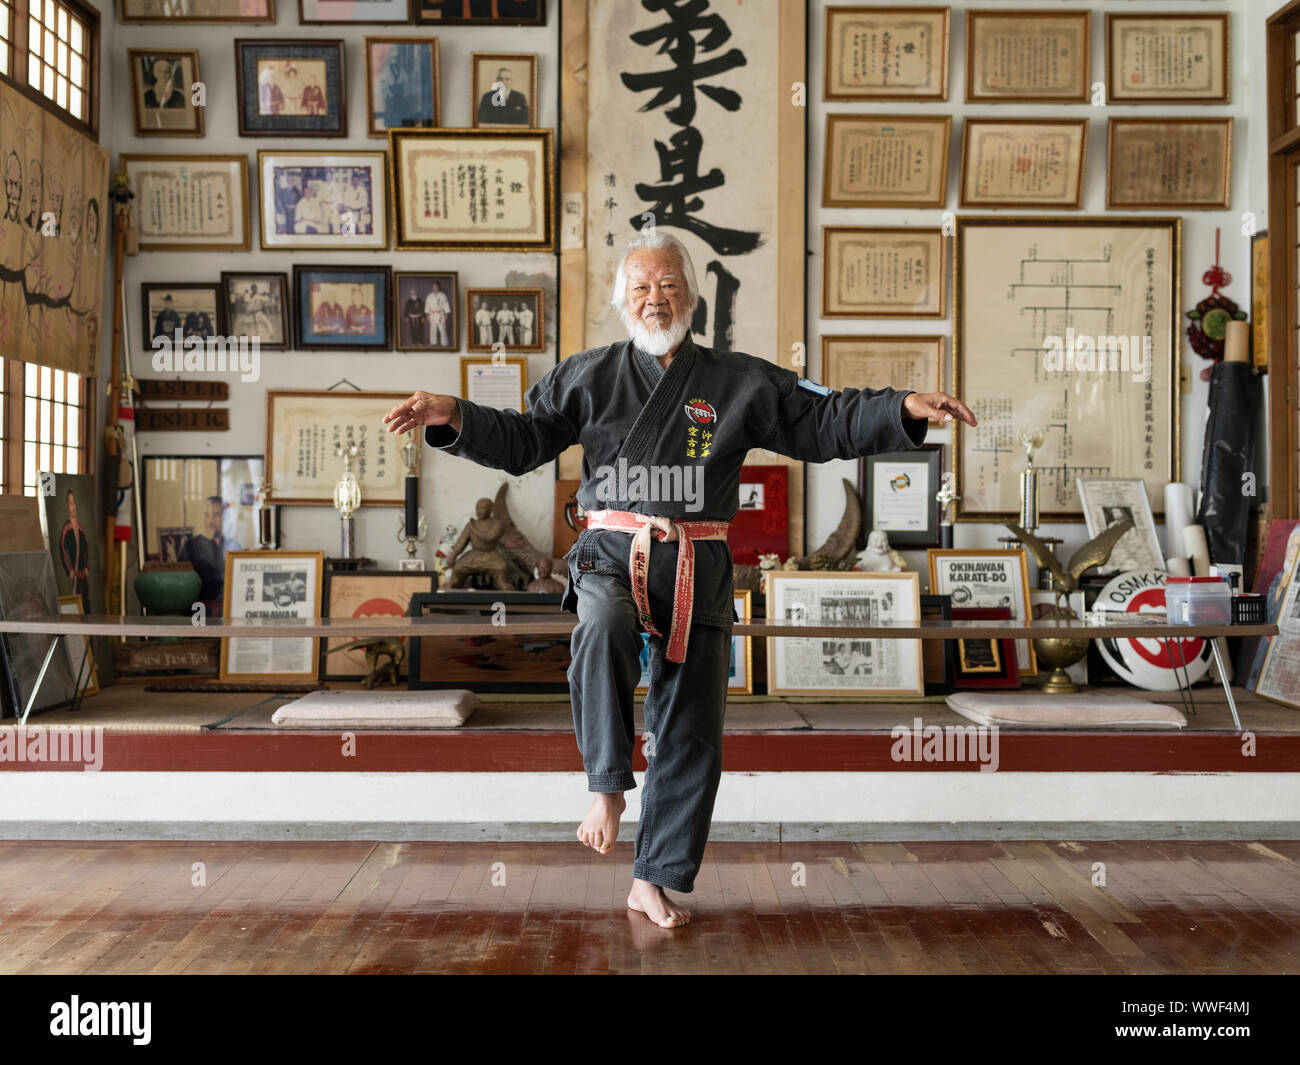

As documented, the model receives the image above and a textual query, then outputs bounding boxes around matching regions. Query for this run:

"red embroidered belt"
[583,509,731,664]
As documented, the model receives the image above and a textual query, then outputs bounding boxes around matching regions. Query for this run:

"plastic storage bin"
[1164,576,1233,625]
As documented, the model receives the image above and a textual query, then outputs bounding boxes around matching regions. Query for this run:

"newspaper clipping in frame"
[767,573,922,696]
[1257,553,1300,710]
[223,551,322,679]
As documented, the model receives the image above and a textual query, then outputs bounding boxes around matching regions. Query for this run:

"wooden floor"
[0,840,1297,974]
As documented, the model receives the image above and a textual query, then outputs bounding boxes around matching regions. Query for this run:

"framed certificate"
[389,128,555,252]
[265,390,417,506]
[927,548,1037,676]
[960,118,1088,209]
[824,5,949,101]
[460,355,528,411]
[1106,13,1230,105]
[121,154,251,251]
[1075,477,1165,575]
[1107,118,1232,210]
[860,445,943,549]
[823,114,950,208]
[220,550,324,683]
[822,335,943,417]
[953,216,1180,521]
[965,9,1090,104]
[822,227,945,319]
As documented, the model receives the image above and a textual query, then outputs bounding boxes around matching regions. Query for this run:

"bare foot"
[627,877,691,928]
[576,792,625,854]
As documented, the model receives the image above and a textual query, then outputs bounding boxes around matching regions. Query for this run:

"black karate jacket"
[427,335,928,628]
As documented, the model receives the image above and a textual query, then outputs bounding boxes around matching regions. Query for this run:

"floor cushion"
[271,689,478,728]
[946,690,1187,729]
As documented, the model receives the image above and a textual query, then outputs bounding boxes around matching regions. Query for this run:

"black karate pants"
[566,567,732,894]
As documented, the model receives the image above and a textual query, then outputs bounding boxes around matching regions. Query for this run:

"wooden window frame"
[0,0,99,140]
[1,359,94,495]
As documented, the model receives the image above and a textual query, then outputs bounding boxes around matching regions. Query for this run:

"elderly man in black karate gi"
[385,231,977,928]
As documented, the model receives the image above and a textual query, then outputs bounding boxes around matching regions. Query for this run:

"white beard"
[622,309,690,357]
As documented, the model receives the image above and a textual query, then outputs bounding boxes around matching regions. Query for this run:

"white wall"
[805,0,1277,583]
[109,11,561,568]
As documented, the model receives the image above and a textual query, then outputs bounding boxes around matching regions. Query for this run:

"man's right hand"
[384,391,462,435]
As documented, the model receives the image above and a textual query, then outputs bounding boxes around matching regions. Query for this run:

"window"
[0,0,96,138]
[0,359,90,496]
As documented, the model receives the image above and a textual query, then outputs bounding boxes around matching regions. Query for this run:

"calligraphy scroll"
[0,79,109,377]
[583,0,806,550]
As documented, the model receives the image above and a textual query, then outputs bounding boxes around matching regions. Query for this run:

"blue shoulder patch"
[796,377,833,396]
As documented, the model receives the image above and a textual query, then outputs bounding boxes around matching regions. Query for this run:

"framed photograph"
[266,390,417,506]
[408,592,570,693]
[292,265,392,351]
[365,38,440,139]
[390,128,555,252]
[1076,478,1165,576]
[221,272,289,350]
[141,283,224,352]
[461,356,528,411]
[928,549,1036,676]
[1252,231,1269,374]
[1107,118,1232,210]
[396,272,458,351]
[951,606,1021,690]
[763,570,923,698]
[1106,13,1230,105]
[822,227,944,319]
[0,552,78,717]
[824,5,949,101]
[966,9,1090,104]
[1030,589,1087,686]
[120,0,275,22]
[414,0,545,26]
[129,49,204,136]
[960,118,1088,209]
[859,445,943,549]
[465,287,544,352]
[822,114,950,209]
[822,336,943,420]
[220,550,324,683]
[471,53,538,128]
[235,40,347,138]
[320,570,438,681]
[57,595,100,697]
[953,216,1180,521]
[920,593,955,696]
[140,455,265,615]
[258,150,388,250]
[301,0,410,23]
[121,155,251,251]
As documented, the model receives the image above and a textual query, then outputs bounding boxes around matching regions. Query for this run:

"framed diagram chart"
[953,216,1181,522]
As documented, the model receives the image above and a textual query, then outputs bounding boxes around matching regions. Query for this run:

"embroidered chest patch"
[683,397,716,461]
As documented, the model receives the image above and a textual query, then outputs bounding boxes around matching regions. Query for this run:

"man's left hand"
[903,391,978,426]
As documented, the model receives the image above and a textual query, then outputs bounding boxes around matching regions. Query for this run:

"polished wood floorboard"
[0,840,1297,974]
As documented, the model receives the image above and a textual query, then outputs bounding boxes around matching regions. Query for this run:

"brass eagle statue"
[1003,517,1136,615]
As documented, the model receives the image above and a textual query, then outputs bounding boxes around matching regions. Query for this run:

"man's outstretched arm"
[756,364,977,464]
[383,381,577,477]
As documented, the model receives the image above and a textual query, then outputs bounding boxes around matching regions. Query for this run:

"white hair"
[609,230,699,317]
